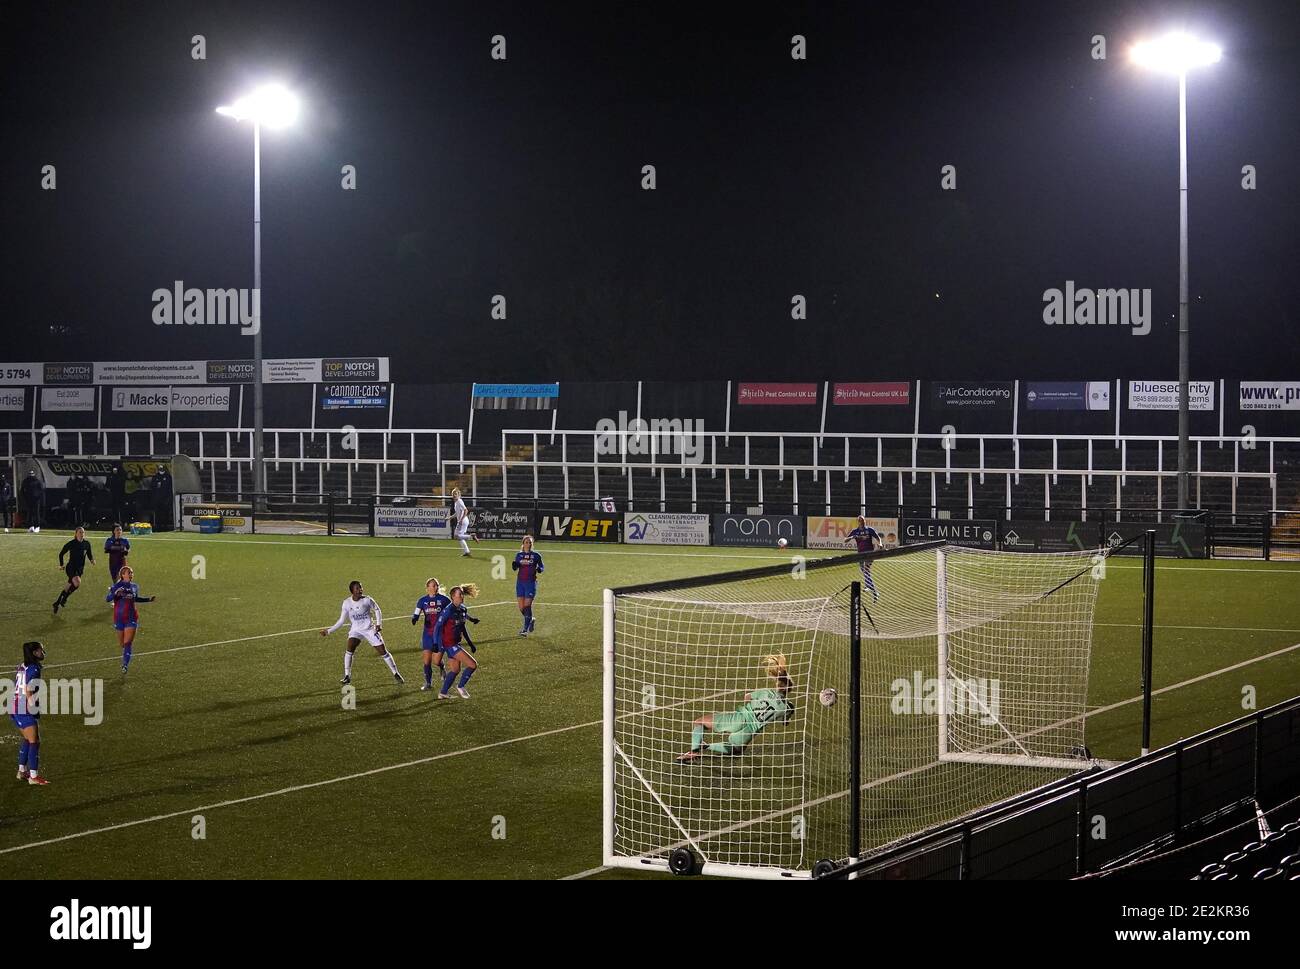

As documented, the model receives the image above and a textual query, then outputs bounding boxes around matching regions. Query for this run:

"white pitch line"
[1096,622,1300,634]
[561,865,612,881]
[0,718,602,857]
[44,627,324,670]
[41,602,603,671]
[1,530,787,565]
[6,530,1299,574]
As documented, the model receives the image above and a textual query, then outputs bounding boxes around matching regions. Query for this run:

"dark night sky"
[3,0,1297,382]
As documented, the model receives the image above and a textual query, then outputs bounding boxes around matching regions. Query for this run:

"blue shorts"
[114,621,138,631]
[420,632,442,653]
[516,581,537,600]
[443,644,464,660]
[11,714,38,730]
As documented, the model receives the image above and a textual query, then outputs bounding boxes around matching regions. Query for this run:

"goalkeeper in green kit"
[676,653,794,762]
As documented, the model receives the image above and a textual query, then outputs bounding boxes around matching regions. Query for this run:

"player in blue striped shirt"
[512,536,544,636]
[107,566,157,674]
[433,584,480,699]
[11,641,50,785]
[411,577,452,691]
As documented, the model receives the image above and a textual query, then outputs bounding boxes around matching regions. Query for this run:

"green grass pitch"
[1,529,1298,879]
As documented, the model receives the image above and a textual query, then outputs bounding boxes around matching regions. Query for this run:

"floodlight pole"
[1176,72,1190,512]
[252,121,265,504]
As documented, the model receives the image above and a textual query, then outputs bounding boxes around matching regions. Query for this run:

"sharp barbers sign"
[471,508,536,540]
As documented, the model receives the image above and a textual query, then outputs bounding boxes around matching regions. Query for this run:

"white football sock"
[381,651,399,674]
[343,651,354,676]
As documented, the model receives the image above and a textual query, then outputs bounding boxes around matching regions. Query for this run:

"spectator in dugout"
[20,469,45,530]
[68,474,95,529]
[108,464,126,524]
[151,465,172,531]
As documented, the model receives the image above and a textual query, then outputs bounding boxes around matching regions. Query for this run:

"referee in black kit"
[53,525,95,614]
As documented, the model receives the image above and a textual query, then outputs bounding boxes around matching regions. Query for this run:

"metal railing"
[3,427,466,500]
[502,426,1298,487]
[446,458,1277,519]
[822,694,1300,880]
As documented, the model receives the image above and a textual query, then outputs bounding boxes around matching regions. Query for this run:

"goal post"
[602,541,1119,879]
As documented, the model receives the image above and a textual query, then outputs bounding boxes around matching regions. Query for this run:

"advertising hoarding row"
[183,499,1206,558]
[0,358,389,386]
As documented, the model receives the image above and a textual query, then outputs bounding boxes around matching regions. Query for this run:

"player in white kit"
[320,580,404,685]
[451,488,477,557]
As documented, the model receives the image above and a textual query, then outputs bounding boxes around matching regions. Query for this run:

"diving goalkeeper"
[676,654,794,762]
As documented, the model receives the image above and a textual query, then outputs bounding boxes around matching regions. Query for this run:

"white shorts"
[455,520,471,539]
[348,626,384,647]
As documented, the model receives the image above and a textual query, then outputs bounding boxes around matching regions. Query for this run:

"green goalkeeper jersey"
[743,688,793,730]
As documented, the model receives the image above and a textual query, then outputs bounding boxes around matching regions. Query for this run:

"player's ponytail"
[763,652,792,691]
[458,582,480,599]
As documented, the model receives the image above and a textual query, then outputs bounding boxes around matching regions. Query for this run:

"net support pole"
[1141,529,1156,756]
[602,587,616,865]
[936,547,949,758]
[849,580,862,863]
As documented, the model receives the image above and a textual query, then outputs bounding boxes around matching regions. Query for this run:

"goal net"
[602,542,1111,879]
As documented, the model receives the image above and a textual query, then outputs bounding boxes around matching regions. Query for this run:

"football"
[777,537,788,548]
[819,688,838,707]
